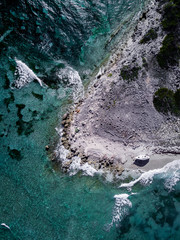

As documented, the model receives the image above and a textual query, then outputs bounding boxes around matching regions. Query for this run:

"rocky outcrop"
[58,0,180,175]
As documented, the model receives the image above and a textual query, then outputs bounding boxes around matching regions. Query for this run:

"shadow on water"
[133,159,149,167]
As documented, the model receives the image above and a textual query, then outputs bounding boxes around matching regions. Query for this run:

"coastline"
[56,0,180,177]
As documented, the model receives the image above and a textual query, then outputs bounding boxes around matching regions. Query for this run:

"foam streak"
[120,159,180,190]
[11,59,44,89]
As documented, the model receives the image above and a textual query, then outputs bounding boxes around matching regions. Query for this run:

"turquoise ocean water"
[0,0,180,239]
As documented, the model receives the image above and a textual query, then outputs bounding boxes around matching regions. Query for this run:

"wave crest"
[11,59,44,89]
[120,159,180,191]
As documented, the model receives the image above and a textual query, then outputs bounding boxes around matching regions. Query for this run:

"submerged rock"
[9,148,22,161]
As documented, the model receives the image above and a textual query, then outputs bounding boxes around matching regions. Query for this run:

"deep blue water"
[1,0,180,239]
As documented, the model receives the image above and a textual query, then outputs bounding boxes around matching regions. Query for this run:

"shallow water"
[1,0,180,239]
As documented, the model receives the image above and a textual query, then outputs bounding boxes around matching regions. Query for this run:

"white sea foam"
[11,59,44,89]
[120,159,180,191]
[96,67,104,79]
[68,157,81,175]
[55,128,69,163]
[56,144,69,163]
[57,66,84,102]
[108,160,180,231]
[164,170,180,191]
[80,162,99,176]
[1,223,10,229]
[105,171,114,182]
[105,193,132,231]
[112,194,132,224]
[69,157,102,177]
[55,128,101,177]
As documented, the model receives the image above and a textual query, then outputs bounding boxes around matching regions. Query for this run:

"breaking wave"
[11,59,84,103]
[57,66,84,102]
[112,194,132,225]
[1,223,10,230]
[120,159,180,191]
[105,194,132,231]
[55,128,100,177]
[107,160,180,231]
[11,59,44,89]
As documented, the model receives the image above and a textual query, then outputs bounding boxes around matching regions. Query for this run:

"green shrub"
[142,57,148,69]
[107,73,112,77]
[153,88,180,115]
[75,128,79,133]
[157,34,179,68]
[161,2,178,30]
[140,29,158,44]
[120,65,140,82]
[161,0,180,30]
[157,0,180,68]
[174,89,180,108]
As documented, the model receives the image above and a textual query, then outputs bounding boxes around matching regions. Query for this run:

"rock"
[78,152,84,158]
[63,160,72,169]
[71,147,77,153]
[62,113,68,120]
[67,153,72,159]
[81,155,88,162]
[62,120,66,126]
[106,162,110,167]
[109,159,113,165]
[51,153,57,162]
[9,149,22,161]
[116,165,124,174]
[64,143,70,149]
[66,119,71,124]
[45,145,49,151]
[61,137,66,142]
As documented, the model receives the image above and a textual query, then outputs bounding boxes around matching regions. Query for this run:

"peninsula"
[58,0,180,176]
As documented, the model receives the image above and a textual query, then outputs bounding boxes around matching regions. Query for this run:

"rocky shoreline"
[55,0,180,176]
[58,109,124,175]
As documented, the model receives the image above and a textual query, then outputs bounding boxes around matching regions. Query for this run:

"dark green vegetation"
[142,57,148,69]
[161,0,180,30]
[75,127,80,133]
[157,0,180,68]
[107,73,112,77]
[174,89,180,107]
[140,28,157,44]
[120,65,140,82]
[157,33,180,68]
[153,87,180,115]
